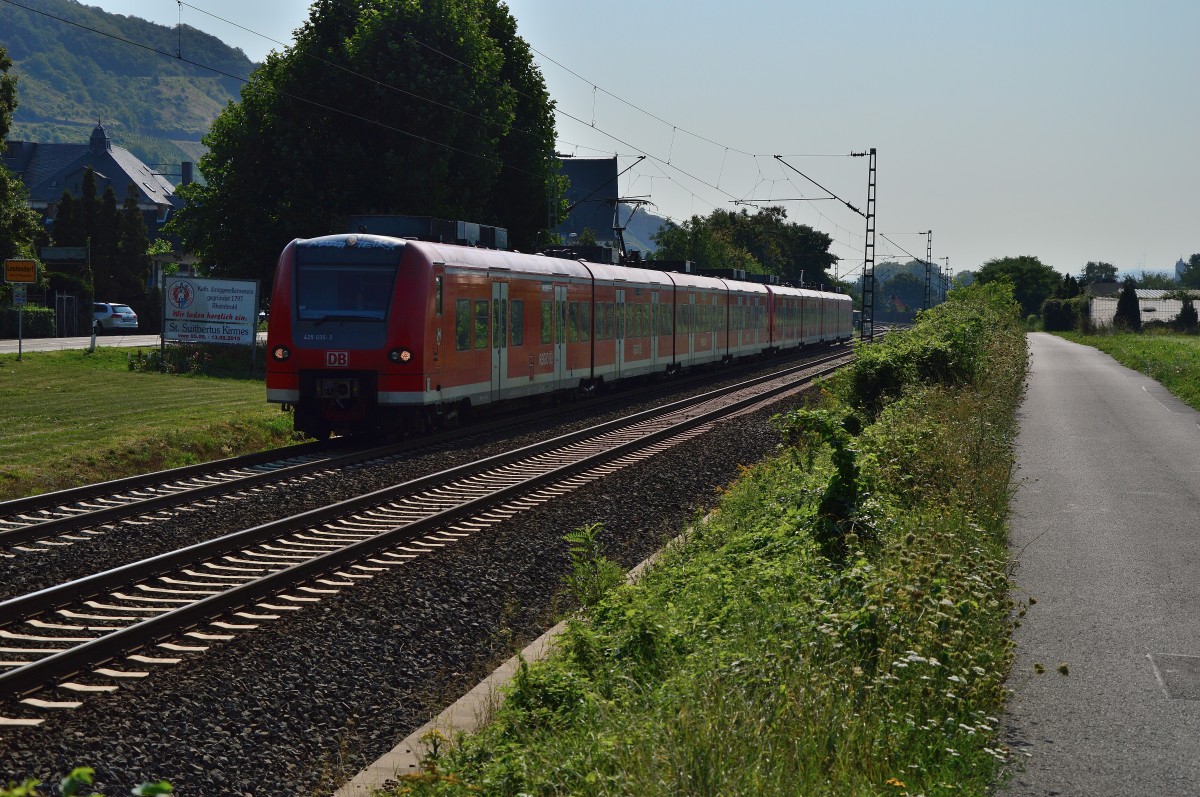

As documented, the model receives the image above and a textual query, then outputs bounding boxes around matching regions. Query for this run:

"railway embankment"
[371,283,1027,796]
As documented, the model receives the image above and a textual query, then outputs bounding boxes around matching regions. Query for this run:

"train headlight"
[271,345,291,362]
[388,348,413,363]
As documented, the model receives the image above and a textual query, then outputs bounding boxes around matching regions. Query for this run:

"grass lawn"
[0,347,297,501]
[1055,331,1200,410]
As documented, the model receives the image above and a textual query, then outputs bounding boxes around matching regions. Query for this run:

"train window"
[568,302,580,343]
[455,299,471,351]
[511,300,524,346]
[295,260,395,321]
[435,276,443,316]
[604,303,615,340]
[541,300,552,344]
[474,299,489,349]
[616,303,625,339]
[581,302,591,342]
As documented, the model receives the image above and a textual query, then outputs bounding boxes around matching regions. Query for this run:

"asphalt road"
[1001,333,1200,795]
[0,332,265,355]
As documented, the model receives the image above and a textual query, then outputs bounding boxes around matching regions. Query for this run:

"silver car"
[93,302,139,334]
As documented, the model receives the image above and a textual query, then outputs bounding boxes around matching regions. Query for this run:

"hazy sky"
[82,1,1200,280]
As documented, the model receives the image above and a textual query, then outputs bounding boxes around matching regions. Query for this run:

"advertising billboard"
[163,277,258,345]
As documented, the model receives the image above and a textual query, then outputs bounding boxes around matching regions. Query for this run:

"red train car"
[266,234,853,438]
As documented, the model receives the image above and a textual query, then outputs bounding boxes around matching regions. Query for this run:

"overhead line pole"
[861,148,876,340]
[923,230,932,311]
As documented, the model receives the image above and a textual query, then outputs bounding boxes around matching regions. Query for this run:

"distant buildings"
[3,122,189,240]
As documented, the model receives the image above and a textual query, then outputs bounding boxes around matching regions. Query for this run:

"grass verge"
[0,347,298,501]
[1055,330,1200,410]
[386,283,1027,796]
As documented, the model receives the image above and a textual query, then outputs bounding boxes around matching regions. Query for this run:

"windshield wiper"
[310,314,377,326]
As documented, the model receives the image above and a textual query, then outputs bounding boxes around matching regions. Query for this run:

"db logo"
[325,351,349,367]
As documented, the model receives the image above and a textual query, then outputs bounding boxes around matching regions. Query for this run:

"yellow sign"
[4,259,36,283]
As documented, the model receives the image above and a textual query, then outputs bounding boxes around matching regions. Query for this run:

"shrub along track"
[0,353,849,795]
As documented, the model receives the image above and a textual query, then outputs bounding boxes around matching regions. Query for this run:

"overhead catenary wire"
[6,0,883,268]
[185,0,877,264]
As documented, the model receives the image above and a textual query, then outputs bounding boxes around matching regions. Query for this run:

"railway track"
[0,350,850,725]
[0,343,849,557]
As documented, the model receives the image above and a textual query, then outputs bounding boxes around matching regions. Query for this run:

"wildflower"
[886,777,906,788]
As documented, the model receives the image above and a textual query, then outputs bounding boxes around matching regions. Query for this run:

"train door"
[432,271,445,376]
[491,281,508,402]
[554,284,567,387]
[615,288,626,378]
[691,292,700,364]
[650,291,660,369]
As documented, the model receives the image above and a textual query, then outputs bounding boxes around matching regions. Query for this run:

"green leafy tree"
[976,255,1062,319]
[1054,273,1081,298]
[1080,261,1118,285]
[651,206,836,285]
[0,45,42,265]
[882,271,926,319]
[1176,296,1198,333]
[170,0,557,288]
[1137,271,1178,289]
[1180,254,1200,289]
[1113,277,1141,331]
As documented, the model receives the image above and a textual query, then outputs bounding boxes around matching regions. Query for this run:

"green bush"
[0,306,56,338]
[1041,295,1091,333]
[841,283,1019,418]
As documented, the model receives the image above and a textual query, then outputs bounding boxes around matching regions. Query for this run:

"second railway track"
[0,350,850,723]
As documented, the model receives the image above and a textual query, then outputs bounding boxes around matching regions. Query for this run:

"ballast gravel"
[0,375,814,796]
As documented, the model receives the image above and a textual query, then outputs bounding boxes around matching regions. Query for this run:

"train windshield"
[295,262,397,323]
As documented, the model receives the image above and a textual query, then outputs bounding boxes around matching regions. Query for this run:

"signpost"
[4,259,37,360]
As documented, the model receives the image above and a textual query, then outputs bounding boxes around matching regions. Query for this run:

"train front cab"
[266,235,426,438]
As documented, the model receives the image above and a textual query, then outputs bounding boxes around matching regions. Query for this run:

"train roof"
[295,236,851,303]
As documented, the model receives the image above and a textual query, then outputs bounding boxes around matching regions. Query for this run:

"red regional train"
[266,234,853,438]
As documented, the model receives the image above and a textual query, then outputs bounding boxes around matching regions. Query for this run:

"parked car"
[93,302,138,334]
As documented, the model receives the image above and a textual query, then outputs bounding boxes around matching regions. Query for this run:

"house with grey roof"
[3,122,190,239]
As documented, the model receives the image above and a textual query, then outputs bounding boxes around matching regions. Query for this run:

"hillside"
[0,0,253,168]
[620,203,668,256]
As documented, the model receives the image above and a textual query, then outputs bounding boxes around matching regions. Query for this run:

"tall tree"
[0,44,42,264]
[1113,277,1141,331]
[976,255,1062,319]
[52,191,84,247]
[169,0,557,288]
[116,183,150,298]
[1080,261,1118,285]
[92,186,120,298]
[1180,254,1200,289]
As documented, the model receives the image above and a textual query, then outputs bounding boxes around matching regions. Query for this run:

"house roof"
[3,123,181,210]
